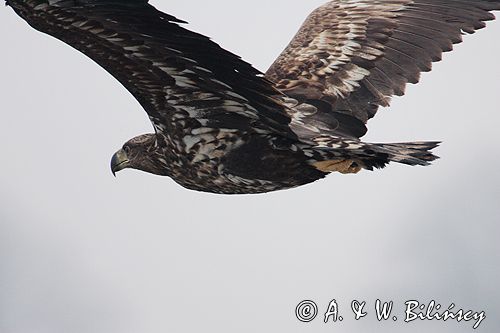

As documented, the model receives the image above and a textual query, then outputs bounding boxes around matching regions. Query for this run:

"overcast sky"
[0,1,499,333]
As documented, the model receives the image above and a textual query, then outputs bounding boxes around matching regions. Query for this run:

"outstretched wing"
[7,0,294,138]
[266,0,500,126]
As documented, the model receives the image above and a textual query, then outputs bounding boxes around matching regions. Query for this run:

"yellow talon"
[313,159,362,174]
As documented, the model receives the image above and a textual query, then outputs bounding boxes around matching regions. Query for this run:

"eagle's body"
[5,0,499,194]
[134,131,327,194]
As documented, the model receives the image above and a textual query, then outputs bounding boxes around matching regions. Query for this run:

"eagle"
[6,0,499,194]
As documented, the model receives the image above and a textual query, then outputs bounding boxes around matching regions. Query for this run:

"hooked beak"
[111,149,130,176]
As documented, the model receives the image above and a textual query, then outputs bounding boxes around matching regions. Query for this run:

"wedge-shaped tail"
[368,142,441,168]
[309,139,440,174]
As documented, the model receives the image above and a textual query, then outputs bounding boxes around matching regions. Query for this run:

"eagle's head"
[111,134,168,177]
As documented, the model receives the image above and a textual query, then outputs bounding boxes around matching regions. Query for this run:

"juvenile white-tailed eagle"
[5,0,500,194]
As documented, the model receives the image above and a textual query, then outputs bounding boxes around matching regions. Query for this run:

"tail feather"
[309,138,441,172]
[371,141,441,168]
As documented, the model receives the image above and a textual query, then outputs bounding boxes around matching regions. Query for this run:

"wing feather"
[266,0,500,128]
[7,0,295,138]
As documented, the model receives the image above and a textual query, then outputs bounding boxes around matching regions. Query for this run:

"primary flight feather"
[5,0,499,194]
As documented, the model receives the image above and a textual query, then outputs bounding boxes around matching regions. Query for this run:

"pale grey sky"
[0,1,499,333]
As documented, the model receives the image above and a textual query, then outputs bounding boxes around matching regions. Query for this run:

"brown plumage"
[4,0,500,194]
[267,0,500,122]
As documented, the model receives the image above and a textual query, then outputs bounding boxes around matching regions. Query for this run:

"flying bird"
[5,0,499,194]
